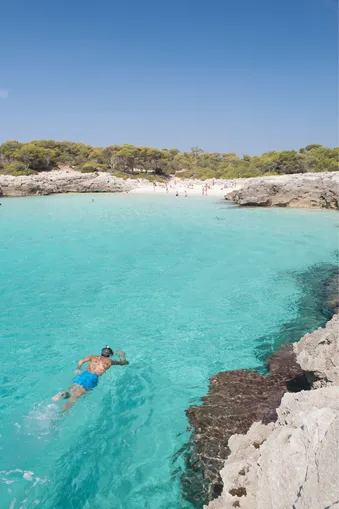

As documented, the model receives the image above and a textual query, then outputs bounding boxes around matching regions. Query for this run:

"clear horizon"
[1,0,338,155]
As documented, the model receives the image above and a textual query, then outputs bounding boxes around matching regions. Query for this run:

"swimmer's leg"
[63,384,86,412]
[52,391,71,401]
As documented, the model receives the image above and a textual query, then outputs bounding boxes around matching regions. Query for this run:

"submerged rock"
[181,345,308,505]
[253,263,338,366]
[205,314,339,509]
[208,386,339,509]
[225,172,339,209]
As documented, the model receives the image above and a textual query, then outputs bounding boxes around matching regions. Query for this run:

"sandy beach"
[0,171,337,204]
[129,178,243,197]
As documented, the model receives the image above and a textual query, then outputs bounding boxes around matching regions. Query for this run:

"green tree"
[18,144,57,171]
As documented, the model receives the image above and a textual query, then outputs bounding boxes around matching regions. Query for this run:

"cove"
[0,193,337,509]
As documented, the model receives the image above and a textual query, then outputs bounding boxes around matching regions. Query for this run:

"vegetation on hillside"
[0,140,337,179]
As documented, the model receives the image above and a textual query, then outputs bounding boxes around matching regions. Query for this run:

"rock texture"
[207,387,339,509]
[206,315,339,509]
[294,314,339,388]
[225,172,339,209]
[0,170,146,196]
[181,346,309,505]
[1,170,339,206]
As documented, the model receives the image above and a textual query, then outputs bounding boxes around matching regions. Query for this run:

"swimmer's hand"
[114,350,126,359]
[74,369,81,375]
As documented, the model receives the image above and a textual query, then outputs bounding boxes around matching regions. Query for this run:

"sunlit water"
[0,193,337,509]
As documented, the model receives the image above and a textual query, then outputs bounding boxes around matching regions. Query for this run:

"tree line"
[0,140,337,180]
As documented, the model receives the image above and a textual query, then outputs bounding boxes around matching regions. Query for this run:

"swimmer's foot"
[52,391,70,401]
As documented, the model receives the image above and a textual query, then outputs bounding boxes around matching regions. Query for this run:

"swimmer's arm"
[76,356,93,369]
[111,359,129,366]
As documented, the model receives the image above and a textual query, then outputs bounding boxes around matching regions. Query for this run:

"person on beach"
[52,346,128,411]
[176,190,179,197]
[185,190,188,198]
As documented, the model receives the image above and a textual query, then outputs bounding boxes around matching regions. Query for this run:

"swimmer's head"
[101,346,113,357]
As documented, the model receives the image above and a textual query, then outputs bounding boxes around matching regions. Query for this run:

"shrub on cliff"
[0,161,38,176]
[81,162,109,173]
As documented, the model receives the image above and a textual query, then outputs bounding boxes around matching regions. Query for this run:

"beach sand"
[129,179,243,197]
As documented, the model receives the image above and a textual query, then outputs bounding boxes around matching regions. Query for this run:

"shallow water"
[0,194,337,509]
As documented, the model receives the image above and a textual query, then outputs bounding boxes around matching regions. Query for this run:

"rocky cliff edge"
[0,170,146,196]
[225,172,339,209]
[206,315,339,509]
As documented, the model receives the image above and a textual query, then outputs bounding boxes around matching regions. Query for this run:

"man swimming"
[52,346,128,410]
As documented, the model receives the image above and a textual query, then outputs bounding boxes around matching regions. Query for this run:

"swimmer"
[52,346,128,411]
[176,191,179,197]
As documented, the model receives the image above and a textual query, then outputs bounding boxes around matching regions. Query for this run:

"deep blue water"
[0,194,337,509]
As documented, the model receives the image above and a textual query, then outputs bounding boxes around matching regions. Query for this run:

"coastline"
[207,314,339,509]
[180,267,339,509]
[0,170,338,210]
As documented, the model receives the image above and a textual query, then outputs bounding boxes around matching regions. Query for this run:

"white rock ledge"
[206,315,339,509]
[225,171,339,209]
[0,170,148,197]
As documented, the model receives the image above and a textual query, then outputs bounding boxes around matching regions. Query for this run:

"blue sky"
[0,0,337,154]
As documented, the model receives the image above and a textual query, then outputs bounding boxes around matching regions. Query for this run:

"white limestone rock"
[206,387,339,509]
[206,313,339,509]
[294,315,339,388]
[226,172,339,210]
[0,170,146,196]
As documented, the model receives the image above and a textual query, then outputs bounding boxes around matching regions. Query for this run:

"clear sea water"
[0,193,337,509]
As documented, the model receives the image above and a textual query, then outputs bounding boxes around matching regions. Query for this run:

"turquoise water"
[0,194,337,509]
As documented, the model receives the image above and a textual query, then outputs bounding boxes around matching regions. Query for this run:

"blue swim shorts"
[73,371,99,390]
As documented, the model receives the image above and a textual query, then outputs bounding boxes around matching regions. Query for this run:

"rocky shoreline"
[181,277,339,509]
[1,170,338,209]
[225,171,339,209]
[181,344,309,506]
[0,170,145,197]
[207,315,339,509]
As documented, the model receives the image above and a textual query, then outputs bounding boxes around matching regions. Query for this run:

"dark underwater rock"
[181,345,308,506]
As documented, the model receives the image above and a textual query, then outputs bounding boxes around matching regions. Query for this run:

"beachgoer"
[202,186,205,196]
[153,182,156,192]
[185,190,187,198]
[52,346,128,410]
[176,191,179,197]
[166,186,169,193]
